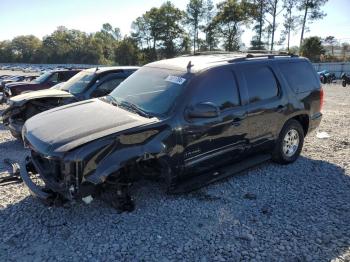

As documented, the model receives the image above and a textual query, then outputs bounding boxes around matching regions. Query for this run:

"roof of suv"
[147,52,301,73]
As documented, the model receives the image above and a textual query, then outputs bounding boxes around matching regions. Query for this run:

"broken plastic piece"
[316,131,330,139]
[82,195,93,204]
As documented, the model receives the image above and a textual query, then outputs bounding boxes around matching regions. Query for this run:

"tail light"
[320,87,324,112]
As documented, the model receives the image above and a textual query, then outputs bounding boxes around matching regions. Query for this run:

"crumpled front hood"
[24,99,158,155]
[10,89,72,104]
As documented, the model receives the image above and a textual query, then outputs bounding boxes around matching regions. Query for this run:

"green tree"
[324,36,337,55]
[132,7,162,60]
[279,0,299,51]
[114,37,140,65]
[0,40,15,62]
[298,0,328,49]
[11,35,42,63]
[250,0,267,50]
[212,0,256,51]
[186,0,205,53]
[157,1,185,58]
[132,2,185,60]
[266,0,284,51]
[94,24,121,62]
[300,36,325,62]
[101,23,122,41]
[203,0,219,51]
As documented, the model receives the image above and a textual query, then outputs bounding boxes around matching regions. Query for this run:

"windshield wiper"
[107,96,151,118]
[119,100,151,118]
[106,95,119,106]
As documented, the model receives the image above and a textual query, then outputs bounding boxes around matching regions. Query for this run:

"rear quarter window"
[278,61,319,93]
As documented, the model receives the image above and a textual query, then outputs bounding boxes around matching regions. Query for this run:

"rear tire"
[342,80,346,87]
[272,119,304,164]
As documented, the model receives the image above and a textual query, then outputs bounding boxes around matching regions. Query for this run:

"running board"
[171,153,271,194]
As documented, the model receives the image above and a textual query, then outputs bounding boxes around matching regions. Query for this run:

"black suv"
[1,66,139,138]
[20,53,323,210]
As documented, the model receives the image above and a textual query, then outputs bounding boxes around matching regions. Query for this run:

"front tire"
[342,80,346,87]
[272,119,304,164]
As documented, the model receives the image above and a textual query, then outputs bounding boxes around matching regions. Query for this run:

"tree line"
[0,0,337,65]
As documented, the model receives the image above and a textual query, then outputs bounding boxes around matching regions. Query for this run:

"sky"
[0,0,349,48]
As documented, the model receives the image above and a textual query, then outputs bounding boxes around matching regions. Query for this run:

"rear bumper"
[309,112,322,133]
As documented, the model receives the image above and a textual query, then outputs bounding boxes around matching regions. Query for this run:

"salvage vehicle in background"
[341,73,350,87]
[1,75,37,91]
[20,53,323,211]
[317,70,336,84]
[2,66,139,138]
[2,69,81,100]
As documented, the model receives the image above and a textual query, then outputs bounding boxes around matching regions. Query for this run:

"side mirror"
[186,102,220,119]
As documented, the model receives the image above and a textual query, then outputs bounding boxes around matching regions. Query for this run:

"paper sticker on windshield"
[165,75,186,85]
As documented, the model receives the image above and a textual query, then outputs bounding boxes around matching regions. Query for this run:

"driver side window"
[91,78,125,97]
[191,68,240,111]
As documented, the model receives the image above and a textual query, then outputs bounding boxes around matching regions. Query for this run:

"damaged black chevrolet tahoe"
[20,53,323,211]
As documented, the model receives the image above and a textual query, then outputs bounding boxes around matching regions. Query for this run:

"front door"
[181,67,248,174]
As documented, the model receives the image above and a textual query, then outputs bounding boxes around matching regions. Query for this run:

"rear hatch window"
[278,61,319,93]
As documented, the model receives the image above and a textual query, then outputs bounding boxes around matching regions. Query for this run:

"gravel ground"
[0,84,349,261]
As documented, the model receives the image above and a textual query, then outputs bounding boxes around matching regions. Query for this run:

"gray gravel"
[0,84,349,261]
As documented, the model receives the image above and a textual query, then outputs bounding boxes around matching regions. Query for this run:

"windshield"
[33,71,51,84]
[60,70,95,95]
[109,67,188,117]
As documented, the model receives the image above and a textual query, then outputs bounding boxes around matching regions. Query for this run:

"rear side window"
[92,77,125,97]
[59,71,78,81]
[192,68,240,110]
[279,61,318,93]
[243,66,279,103]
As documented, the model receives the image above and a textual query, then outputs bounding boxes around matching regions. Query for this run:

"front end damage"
[2,94,72,138]
[2,105,26,138]
[19,97,178,212]
[21,150,136,211]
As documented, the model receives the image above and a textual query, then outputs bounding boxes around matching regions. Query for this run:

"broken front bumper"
[6,118,23,138]
[20,157,52,200]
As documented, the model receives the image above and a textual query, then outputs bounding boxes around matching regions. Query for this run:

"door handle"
[232,117,242,126]
[276,105,285,113]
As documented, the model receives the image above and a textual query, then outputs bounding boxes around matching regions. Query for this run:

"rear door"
[181,66,248,173]
[237,62,287,149]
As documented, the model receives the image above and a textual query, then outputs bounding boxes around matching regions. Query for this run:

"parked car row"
[2,66,139,138]
[0,75,38,92]
[0,53,323,212]
[0,63,93,73]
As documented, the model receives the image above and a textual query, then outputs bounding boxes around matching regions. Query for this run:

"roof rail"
[229,53,298,63]
[181,51,244,57]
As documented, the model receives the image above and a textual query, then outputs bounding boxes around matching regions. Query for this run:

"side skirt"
[170,153,271,194]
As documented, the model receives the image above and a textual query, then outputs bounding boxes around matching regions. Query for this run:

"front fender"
[81,129,172,185]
